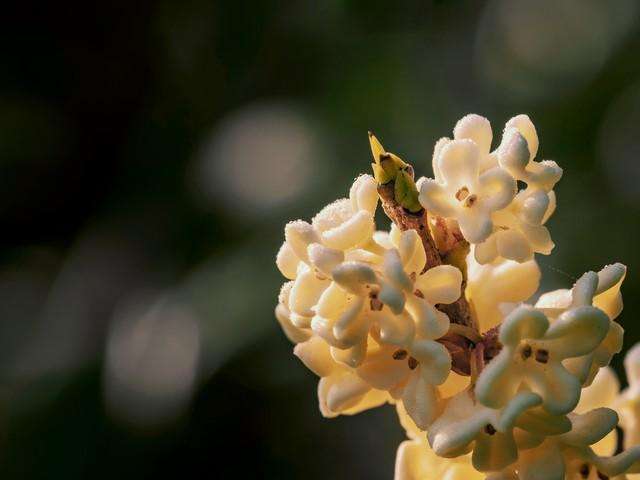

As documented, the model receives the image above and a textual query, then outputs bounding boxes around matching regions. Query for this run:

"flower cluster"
[419,114,561,264]
[274,114,640,479]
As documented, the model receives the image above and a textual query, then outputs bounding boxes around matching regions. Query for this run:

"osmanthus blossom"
[618,344,640,449]
[330,230,464,428]
[475,304,610,415]
[575,367,621,457]
[492,408,640,480]
[465,253,541,333]
[394,401,482,480]
[273,113,639,479]
[418,138,516,244]
[294,336,390,417]
[536,264,626,386]
[420,114,562,265]
[427,388,552,473]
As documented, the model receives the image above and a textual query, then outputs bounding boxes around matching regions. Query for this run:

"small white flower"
[293,336,390,417]
[419,139,516,244]
[536,264,626,385]
[575,367,620,457]
[474,189,556,264]
[497,115,563,192]
[394,402,482,480]
[518,410,640,480]
[475,304,610,415]
[427,389,543,472]
[617,343,640,450]
[465,252,541,332]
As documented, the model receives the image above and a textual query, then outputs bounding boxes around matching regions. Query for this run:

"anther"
[464,194,478,207]
[579,464,589,478]
[393,349,408,360]
[484,424,496,435]
[535,349,549,364]
[455,187,470,201]
[521,344,532,360]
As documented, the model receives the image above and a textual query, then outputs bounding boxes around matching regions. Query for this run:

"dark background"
[1,1,640,478]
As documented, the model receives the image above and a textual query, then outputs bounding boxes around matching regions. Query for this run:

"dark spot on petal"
[521,344,532,360]
[408,357,418,370]
[414,289,424,299]
[597,471,609,480]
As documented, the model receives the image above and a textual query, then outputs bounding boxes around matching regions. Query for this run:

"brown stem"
[377,182,476,331]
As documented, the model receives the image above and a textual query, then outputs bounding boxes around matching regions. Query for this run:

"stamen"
[464,194,477,207]
[521,344,532,360]
[408,357,418,370]
[535,349,549,364]
[393,349,408,360]
[455,186,470,201]
[484,424,496,435]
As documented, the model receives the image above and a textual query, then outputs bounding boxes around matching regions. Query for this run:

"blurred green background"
[1,1,640,478]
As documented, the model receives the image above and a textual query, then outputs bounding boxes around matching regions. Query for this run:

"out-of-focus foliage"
[0,1,639,478]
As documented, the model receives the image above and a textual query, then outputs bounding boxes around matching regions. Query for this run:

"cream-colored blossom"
[475,304,610,415]
[465,252,541,332]
[473,189,556,264]
[294,336,390,417]
[427,389,543,472]
[496,408,640,480]
[536,264,626,386]
[575,366,620,456]
[395,402,482,480]
[618,343,640,450]
[497,115,563,192]
[418,139,516,244]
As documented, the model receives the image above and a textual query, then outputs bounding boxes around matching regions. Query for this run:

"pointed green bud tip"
[394,169,422,213]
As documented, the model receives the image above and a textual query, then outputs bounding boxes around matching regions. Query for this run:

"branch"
[377,182,476,331]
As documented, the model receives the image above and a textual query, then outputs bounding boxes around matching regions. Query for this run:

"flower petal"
[307,243,344,278]
[412,340,451,385]
[349,174,378,215]
[478,167,516,212]
[285,220,320,263]
[289,268,330,317]
[519,189,551,225]
[560,408,618,447]
[402,373,440,429]
[438,139,480,190]
[457,209,493,244]
[472,430,518,472]
[496,228,534,263]
[377,310,415,346]
[505,114,538,161]
[526,361,582,415]
[276,241,301,279]
[332,261,378,295]
[275,303,312,344]
[543,306,610,359]
[474,236,499,264]
[499,306,549,346]
[294,336,336,377]
[405,295,450,340]
[319,370,371,416]
[321,210,374,250]
[475,349,523,409]
[397,229,427,275]
[416,265,463,305]
[418,178,457,217]
[517,440,565,480]
[454,114,493,154]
